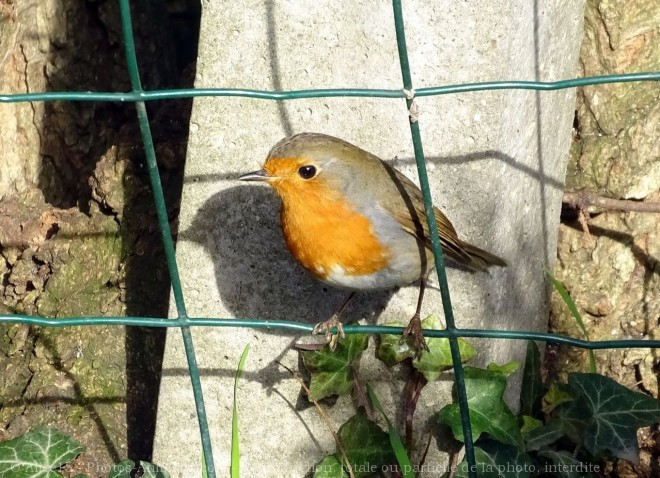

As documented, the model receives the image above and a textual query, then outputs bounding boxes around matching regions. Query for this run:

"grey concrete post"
[153,1,585,475]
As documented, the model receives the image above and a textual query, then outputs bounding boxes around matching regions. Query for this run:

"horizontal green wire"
[0,72,657,103]
[2,314,658,350]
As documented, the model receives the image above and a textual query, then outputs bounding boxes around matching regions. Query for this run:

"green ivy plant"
[300,316,476,477]
[297,321,660,478]
[0,427,169,478]
[3,319,659,478]
[0,346,256,478]
[444,341,660,477]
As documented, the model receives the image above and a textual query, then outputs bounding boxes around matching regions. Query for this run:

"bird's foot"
[402,314,429,357]
[312,317,345,351]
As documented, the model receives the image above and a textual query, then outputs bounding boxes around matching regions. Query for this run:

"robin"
[239,133,506,351]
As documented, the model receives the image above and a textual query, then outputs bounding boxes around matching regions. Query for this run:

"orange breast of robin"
[275,178,391,280]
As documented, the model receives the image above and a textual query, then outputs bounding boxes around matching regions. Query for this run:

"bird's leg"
[312,292,356,349]
[403,278,430,354]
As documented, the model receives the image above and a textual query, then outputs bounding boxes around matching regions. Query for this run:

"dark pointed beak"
[238,169,271,182]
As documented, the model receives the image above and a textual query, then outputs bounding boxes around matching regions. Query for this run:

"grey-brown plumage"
[267,132,506,278]
[240,132,506,351]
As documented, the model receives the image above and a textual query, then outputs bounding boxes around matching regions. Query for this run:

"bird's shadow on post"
[181,185,394,333]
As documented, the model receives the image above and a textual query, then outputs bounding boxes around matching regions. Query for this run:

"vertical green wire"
[117,1,216,476]
[392,1,477,475]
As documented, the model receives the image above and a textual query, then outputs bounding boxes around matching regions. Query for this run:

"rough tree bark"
[0,0,197,471]
[550,0,660,475]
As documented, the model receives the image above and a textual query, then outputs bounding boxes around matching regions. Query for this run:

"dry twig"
[562,190,660,245]
[563,191,660,214]
[276,361,355,478]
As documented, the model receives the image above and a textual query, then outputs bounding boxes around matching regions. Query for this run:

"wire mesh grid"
[1,1,660,477]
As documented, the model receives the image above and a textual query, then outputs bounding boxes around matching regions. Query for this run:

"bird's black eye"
[297,165,317,179]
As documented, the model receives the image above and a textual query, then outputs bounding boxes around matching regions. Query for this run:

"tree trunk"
[0,0,198,469]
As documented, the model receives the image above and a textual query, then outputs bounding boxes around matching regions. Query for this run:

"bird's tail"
[460,241,507,272]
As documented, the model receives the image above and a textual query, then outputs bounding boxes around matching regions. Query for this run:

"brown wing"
[378,164,474,267]
[381,165,508,271]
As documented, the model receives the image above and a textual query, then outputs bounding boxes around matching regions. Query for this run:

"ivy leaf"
[542,382,573,415]
[537,449,596,478]
[413,315,476,381]
[523,421,564,451]
[301,332,369,401]
[520,416,543,434]
[376,322,416,365]
[0,427,85,478]
[555,373,660,463]
[520,341,543,417]
[486,361,519,377]
[140,461,171,478]
[312,455,349,478]
[108,460,136,478]
[553,399,586,446]
[437,367,522,446]
[451,440,534,478]
[377,316,476,381]
[337,408,394,478]
[413,336,476,382]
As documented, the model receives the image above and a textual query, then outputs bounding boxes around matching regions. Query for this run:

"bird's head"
[238,133,362,203]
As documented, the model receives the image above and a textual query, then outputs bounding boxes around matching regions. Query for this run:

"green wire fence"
[1,1,660,477]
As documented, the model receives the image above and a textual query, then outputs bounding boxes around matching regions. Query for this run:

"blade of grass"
[231,344,251,478]
[546,270,596,373]
[366,384,414,478]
